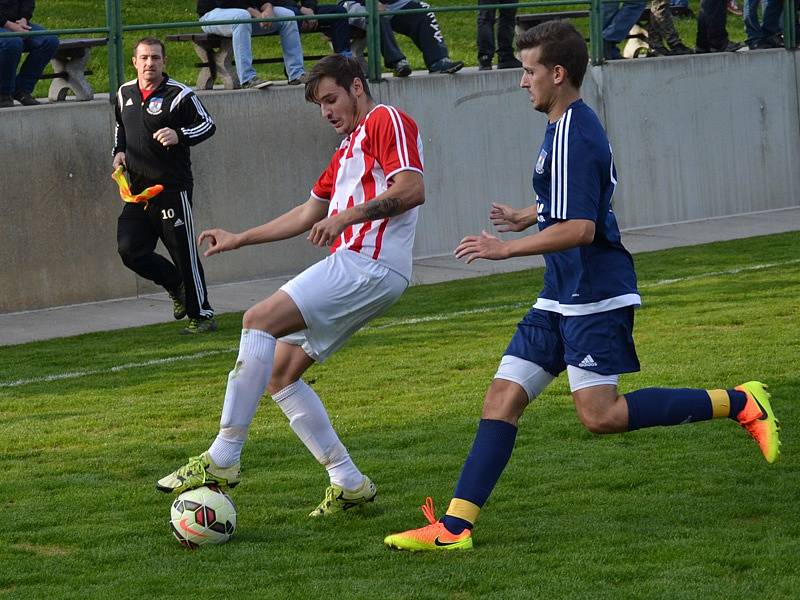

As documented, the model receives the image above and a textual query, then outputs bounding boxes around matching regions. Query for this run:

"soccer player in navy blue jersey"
[384,20,781,552]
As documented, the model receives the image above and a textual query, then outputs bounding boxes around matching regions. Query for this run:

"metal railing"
[0,0,796,99]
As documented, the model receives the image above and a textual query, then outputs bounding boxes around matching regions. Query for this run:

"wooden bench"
[43,37,107,102]
[166,29,366,90]
[515,10,590,36]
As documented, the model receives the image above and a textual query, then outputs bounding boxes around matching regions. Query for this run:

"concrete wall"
[2,49,799,313]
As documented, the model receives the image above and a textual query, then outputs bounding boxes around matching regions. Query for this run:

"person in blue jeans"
[743,0,783,48]
[197,0,306,87]
[602,0,646,59]
[272,0,353,59]
[0,0,58,107]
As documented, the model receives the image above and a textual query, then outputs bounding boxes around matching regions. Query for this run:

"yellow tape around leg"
[446,498,481,526]
[708,389,731,419]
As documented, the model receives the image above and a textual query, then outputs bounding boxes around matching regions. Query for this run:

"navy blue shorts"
[504,306,640,377]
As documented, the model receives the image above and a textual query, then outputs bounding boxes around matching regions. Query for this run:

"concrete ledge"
[1,207,797,346]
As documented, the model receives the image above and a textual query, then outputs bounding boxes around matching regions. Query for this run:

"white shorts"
[279,250,407,362]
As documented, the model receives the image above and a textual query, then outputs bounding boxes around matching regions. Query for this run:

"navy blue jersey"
[531,99,640,316]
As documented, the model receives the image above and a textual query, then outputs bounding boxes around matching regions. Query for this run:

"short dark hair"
[516,21,588,88]
[134,37,166,57]
[304,55,371,103]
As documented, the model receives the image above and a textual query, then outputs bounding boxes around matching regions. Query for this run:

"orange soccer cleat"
[384,497,473,551]
[735,381,781,464]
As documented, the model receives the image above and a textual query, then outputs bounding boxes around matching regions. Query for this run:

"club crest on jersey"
[146,97,163,115]
[535,149,548,174]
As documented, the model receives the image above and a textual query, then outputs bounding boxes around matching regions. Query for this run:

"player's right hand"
[198,228,240,257]
[112,152,126,170]
[490,203,525,232]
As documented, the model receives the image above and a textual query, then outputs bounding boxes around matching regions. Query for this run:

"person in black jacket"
[0,0,58,107]
[112,38,218,334]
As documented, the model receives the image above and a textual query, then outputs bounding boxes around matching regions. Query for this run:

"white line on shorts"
[2,259,796,388]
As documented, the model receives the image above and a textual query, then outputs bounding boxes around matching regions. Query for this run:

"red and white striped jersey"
[311,104,424,281]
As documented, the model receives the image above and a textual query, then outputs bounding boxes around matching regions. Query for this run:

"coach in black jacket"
[112,37,218,334]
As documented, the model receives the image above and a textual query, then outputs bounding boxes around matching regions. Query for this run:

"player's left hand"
[308,214,346,247]
[153,127,179,147]
[454,230,508,264]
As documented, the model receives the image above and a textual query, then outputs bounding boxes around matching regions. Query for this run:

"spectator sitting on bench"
[339,0,412,77]
[0,0,58,107]
[271,0,353,58]
[352,0,463,74]
[603,0,647,59]
[197,0,305,86]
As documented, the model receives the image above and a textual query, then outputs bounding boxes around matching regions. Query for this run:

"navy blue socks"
[442,419,517,534]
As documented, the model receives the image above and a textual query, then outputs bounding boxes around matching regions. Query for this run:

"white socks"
[273,379,364,490]
[208,329,276,468]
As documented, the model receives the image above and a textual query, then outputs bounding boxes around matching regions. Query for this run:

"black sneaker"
[478,55,493,70]
[166,283,187,320]
[182,317,218,335]
[428,58,463,74]
[497,57,522,69]
[242,76,272,89]
[392,59,412,77]
[603,41,623,60]
[721,41,746,52]
[13,91,40,106]
[667,42,694,55]
[287,73,310,85]
[0,94,13,108]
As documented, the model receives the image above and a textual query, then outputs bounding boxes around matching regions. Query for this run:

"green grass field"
[1,232,798,599]
[33,0,747,95]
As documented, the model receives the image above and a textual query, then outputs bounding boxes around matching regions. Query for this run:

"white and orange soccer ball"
[169,485,236,548]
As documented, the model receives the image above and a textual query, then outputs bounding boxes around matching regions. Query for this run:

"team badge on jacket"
[535,149,548,174]
[147,97,163,115]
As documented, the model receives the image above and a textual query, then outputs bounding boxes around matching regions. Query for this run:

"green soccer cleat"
[156,451,241,494]
[309,476,377,517]
[735,381,781,464]
[182,317,217,335]
[167,283,187,320]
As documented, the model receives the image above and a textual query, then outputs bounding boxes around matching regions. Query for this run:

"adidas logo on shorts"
[578,354,598,368]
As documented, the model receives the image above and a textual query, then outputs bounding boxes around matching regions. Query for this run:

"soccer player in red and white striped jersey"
[157,55,426,517]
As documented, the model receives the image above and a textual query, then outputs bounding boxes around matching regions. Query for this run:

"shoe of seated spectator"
[0,93,13,108]
[726,0,743,16]
[288,73,310,85]
[242,76,272,89]
[603,41,623,60]
[478,55,493,70]
[765,34,783,48]
[392,59,412,77]
[13,91,40,106]
[428,58,463,74]
[667,42,693,55]
[497,57,522,69]
[722,41,746,52]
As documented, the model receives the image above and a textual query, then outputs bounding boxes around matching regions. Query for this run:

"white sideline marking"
[0,349,232,388]
[2,259,797,389]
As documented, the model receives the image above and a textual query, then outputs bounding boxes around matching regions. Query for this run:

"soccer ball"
[169,485,236,548]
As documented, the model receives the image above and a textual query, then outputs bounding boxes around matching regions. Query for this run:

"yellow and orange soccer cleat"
[735,381,781,464]
[112,166,163,207]
[384,497,473,551]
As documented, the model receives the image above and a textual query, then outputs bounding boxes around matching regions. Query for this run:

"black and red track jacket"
[113,74,216,193]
